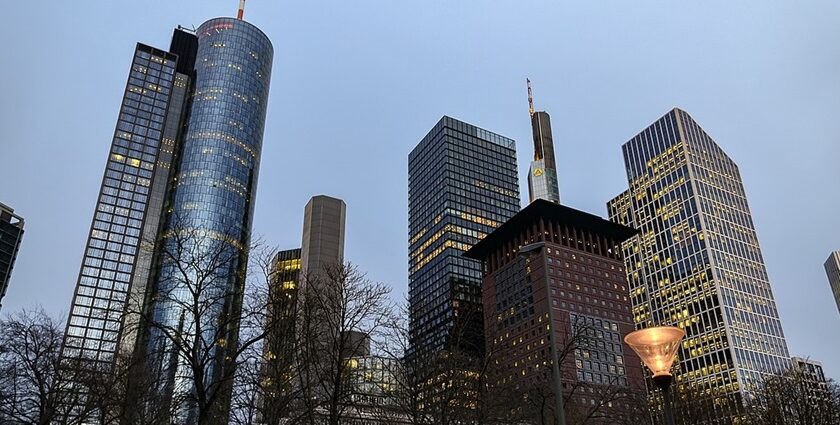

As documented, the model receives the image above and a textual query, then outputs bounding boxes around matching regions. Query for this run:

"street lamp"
[624,326,685,425]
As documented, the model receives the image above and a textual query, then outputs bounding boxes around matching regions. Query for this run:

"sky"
[1,1,838,378]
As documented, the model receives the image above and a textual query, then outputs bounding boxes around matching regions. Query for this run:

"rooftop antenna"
[527,78,535,117]
[237,0,246,20]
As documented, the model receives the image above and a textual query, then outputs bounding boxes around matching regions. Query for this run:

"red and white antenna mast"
[237,0,246,20]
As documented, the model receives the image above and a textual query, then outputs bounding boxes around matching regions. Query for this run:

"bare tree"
[744,367,840,425]
[296,262,395,425]
[0,308,105,425]
[121,212,281,425]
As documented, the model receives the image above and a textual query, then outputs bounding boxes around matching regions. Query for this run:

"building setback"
[823,251,840,316]
[608,108,790,423]
[408,116,520,361]
[464,199,644,420]
[0,203,24,312]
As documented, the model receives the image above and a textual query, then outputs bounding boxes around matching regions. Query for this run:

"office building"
[60,10,273,422]
[526,80,560,204]
[608,108,790,423]
[262,196,347,423]
[261,248,302,425]
[300,195,347,288]
[464,199,644,420]
[0,203,24,312]
[408,115,520,362]
[140,15,273,422]
[61,31,197,365]
[824,251,840,316]
[791,357,830,402]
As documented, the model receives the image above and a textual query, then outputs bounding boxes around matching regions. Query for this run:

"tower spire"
[527,78,535,117]
[237,0,246,20]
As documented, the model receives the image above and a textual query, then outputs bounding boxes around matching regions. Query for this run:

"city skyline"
[1,0,838,384]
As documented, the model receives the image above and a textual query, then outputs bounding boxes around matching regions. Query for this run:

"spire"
[527,78,535,117]
[237,0,246,20]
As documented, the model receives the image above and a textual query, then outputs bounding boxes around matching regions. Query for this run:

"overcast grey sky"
[1,1,838,378]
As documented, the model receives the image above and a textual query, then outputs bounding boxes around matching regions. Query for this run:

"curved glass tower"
[143,17,272,422]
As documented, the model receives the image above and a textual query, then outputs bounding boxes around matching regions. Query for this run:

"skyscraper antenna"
[527,78,535,117]
[237,0,246,20]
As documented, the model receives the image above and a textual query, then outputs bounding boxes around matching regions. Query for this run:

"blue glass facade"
[143,17,273,420]
[408,116,520,359]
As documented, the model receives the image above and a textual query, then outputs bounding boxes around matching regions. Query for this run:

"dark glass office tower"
[142,17,273,422]
[607,108,790,423]
[408,116,520,361]
[61,32,196,365]
[0,202,24,312]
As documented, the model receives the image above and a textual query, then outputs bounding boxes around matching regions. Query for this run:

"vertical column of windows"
[63,47,176,363]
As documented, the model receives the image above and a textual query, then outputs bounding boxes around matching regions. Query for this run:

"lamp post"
[624,326,685,425]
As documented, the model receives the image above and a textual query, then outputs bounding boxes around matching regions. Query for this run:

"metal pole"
[662,384,675,425]
[653,375,675,425]
[541,249,566,425]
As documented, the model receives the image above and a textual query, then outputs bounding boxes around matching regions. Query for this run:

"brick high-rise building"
[465,199,644,421]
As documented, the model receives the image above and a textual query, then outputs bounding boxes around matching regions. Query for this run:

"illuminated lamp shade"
[624,326,685,382]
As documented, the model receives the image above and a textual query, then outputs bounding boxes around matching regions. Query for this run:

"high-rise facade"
[608,108,790,422]
[823,251,840,316]
[61,32,196,365]
[408,116,520,360]
[60,13,273,423]
[0,202,24,312]
[464,199,644,421]
[300,195,346,288]
[262,196,346,424]
[791,357,830,402]
[141,17,273,421]
[526,81,560,204]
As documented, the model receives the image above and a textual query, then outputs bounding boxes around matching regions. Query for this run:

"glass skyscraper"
[526,80,560,204]
[408,116,520,360]
[61,33,196,365]
[60,14,272,423]
[607,108,790,423]
[141,17,273,421]
[527,111,561,204]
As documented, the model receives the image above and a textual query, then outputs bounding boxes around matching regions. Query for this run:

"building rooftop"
[464,199,638,260]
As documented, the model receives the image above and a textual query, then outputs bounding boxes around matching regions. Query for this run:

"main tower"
[141,10,273,423]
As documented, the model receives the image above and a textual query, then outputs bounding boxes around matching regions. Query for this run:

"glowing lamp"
[624,326,684,378]
[624,326,684,425]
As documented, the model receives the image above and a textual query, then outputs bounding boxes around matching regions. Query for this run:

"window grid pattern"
[142,18,273,418]
[608,108,790,423]
[61,45,178,364]
[408,116,520,358]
